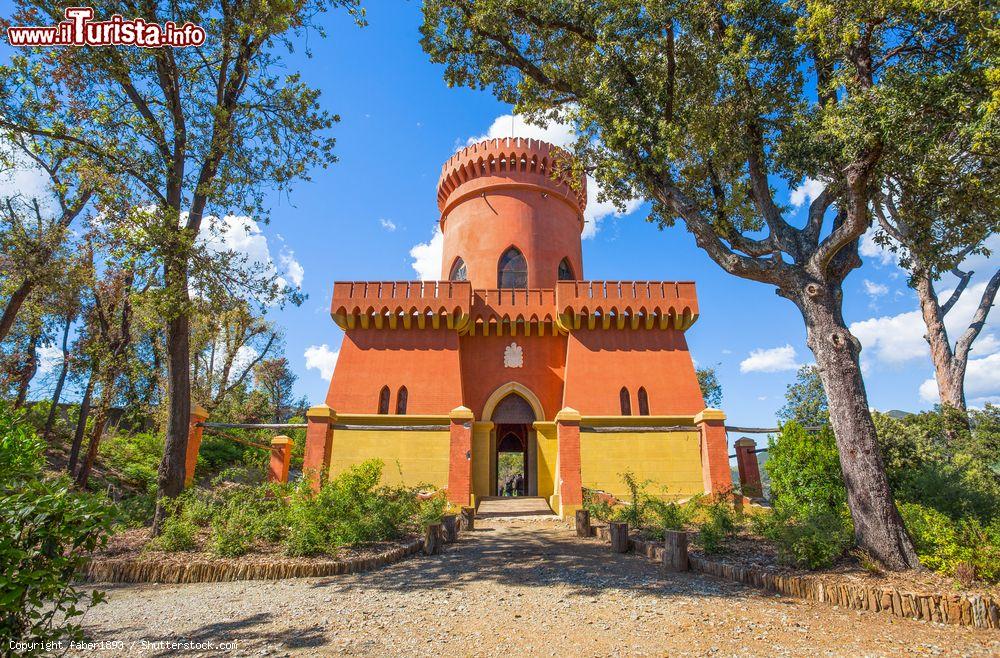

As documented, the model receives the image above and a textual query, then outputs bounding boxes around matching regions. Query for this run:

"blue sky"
[12,2,999,426]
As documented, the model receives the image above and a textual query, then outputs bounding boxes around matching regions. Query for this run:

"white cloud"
[36,344,63,376]
[850,279,999,368]
[379,218,397,232]
[740,344,799,373]
[199,215,304,294]
[0,146,56,215]
[789,178,825,209]
[304,344,339,380]
[863,279,889,298]
[919,352,1000,404]
[467,114,642,238]
[409,226,444,281]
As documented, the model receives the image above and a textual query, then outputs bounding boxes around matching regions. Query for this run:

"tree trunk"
[75,399,110,488]
[914,274,965,412]
[610,521,630,553]
[0,278,33,344]
[14,329,41,408]
[153,267,192,536]
[68,368,96,474]
[799,286,920,570]
[43,316,73,441]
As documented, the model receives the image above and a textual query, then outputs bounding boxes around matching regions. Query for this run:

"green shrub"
[767,423,845,515]
[693,498,740,554]
[283,460,418,556]
[99,432,162,488]
[756,507,855,569]
[582,488,616,522]
[209,507,256,557]
[417,495,447,527]
[0,404,111,648]
[899,502,1000,584]
[643,497,696,540]
[147,500,197,552]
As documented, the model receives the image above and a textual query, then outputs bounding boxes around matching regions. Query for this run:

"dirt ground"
[73,516,998,657]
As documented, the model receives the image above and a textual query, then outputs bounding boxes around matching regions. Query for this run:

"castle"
[300,138,731,516]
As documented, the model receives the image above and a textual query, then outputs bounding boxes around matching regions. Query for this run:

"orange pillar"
[447,406,474,506]
[184,403,209,487]
[734,437,763,498]
[269,435,293,484]
[695,409,730,495]
[556,407,583,516]
[302,404,335,491]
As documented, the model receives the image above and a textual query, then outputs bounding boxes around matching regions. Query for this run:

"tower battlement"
[436,137,587,219]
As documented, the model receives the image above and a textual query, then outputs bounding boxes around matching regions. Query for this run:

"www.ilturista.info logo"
[7,7,205,47]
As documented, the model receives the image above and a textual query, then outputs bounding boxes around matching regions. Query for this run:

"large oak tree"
[420,0,991,568]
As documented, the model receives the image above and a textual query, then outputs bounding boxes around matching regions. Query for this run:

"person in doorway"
[514,473,524,496]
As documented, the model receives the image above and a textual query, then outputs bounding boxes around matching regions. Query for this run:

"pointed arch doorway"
[487,388,540,497]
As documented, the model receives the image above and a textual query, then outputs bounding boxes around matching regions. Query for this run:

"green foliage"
[100,431,162,488]
[209,507,257,558]
[755,507,855,569]
[282,460,420,557]
[584,474,700,541]
[767,423,845,514]
[777,366,829,427]
[692,498,740,554]
[147,503,198,552]
[696,367,723,408]
[582,488,616,523]
[0,403,110,647]
[899,503,1000,585]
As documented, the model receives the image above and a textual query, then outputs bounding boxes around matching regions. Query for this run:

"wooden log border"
[591,526,999,629]
[79,538,424,585]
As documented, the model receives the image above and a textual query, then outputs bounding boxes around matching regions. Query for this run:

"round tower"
[437,138,587,289]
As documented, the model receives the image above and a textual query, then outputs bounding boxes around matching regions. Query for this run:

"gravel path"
[74,517,998,657]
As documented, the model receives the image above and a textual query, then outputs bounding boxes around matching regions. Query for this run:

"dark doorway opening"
[495,423,528,496]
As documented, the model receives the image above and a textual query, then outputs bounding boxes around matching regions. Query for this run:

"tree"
[0,0,363,532]
[696,366,722,408]
[870,80,999,413]
[418,0,987,568]
[253,358,298,423]
[778,365,829,427]
[0,133,92,344]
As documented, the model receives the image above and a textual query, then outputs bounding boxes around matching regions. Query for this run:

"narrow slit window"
[638,387,650,416]
[377,386,390,415]
[395,386,408,415]
[620,387,632,416]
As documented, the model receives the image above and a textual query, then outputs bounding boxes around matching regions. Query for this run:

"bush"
[284,460,419,556]
[692,497,740,554]
[899,502,1000,584]
[756,507,855,569]
[209,507,256,557]
[0,404,111,648]
[582,488,616,523]
[147,500,197,552]
[99,431,162,488]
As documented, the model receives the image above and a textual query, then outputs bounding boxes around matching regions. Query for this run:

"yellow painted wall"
[580,430,702,500]
[471,423,493,502]
[534,422,557,501]
[329,429,451,488]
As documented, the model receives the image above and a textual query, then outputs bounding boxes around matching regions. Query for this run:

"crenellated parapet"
[331,281,472,330]
[467,288,560,337]
[330,280,698,332]
[555,281,699,331]
[436,137,587,225]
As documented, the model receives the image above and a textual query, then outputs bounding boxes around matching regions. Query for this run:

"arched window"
[619,387,632,416]
[395,386,408,415]
[497,247,527,288]
[558,258,574,281]
[638,387,650,416]
[377,386,390,414]
[449,258,467,282]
